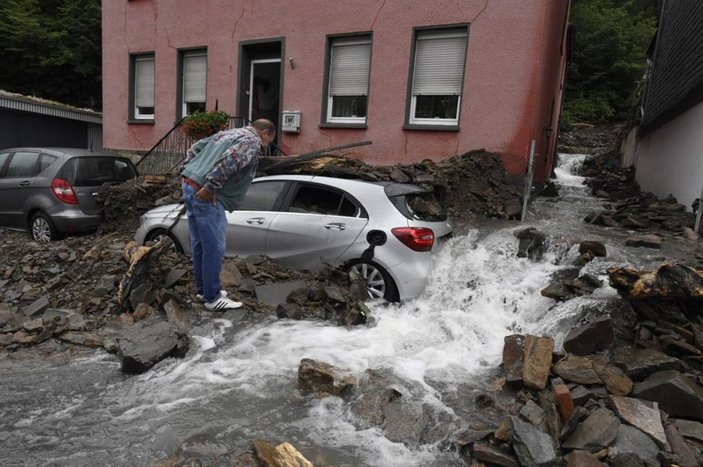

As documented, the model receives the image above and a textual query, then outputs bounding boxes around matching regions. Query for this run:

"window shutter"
[183,52,207,103]
[329,40,371,96]
[135,56,154,107]
[412,30,467,96]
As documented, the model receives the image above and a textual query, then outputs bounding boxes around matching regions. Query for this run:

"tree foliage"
[0,0,101,110]
[563,0,658,125]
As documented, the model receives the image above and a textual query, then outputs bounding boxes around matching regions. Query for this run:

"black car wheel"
[144,229,184,253]
[347,260,398,302]
[30,212,62,242]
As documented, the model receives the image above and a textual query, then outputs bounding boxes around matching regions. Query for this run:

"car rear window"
[61,156,137,187]
[384,183,446,221]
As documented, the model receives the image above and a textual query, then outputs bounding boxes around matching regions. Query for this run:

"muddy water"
[0,154,681,466]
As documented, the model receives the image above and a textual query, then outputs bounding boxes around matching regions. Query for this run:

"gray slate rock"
[562,407,620,452]
[510,416,560,467]
[674,419,703,442]
[579,240,607,257]
[625,235,662,249]
[472,442,519,467]
[609,396,666,447]
[611,346,681,380]
[349,369,458,446]
[608,425,660,466]
[563,317,613,356]
[633,370,703,421]
[117,315,189,374]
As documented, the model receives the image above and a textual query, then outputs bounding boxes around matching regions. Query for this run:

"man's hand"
[195,187,217,205]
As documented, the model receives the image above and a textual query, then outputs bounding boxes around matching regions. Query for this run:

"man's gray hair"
[251,119,276,134]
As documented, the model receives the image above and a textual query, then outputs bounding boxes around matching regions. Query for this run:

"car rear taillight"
[391,227,435,252]
[51,178,79,205]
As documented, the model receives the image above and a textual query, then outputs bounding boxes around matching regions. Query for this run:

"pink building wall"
[102,0,570,182]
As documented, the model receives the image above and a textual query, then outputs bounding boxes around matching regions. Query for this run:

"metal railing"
[135,116,249,175]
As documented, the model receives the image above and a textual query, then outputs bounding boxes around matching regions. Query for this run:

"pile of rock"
[256,149,525,221]
[465,260,703,466]
[0,227,373,374]
[578,149,698,239]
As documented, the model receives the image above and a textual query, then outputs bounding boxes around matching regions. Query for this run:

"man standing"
[180,119,275,310]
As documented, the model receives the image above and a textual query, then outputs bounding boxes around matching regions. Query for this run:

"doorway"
[238,39,284,154]
[249,59,281,123]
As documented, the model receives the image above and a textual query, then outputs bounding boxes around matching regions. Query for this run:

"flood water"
[0,154,676,466]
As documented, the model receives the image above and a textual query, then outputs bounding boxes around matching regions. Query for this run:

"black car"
[0,147,138,241]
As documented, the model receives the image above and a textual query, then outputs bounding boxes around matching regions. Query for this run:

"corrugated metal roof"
[640,0,703,136]
[0,90,102,125]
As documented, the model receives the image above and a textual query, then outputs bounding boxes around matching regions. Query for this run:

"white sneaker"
[196,290,228,302]
[204,296,243,310]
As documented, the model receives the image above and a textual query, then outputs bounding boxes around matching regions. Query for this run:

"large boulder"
[563,317,613,356]
[510,416,560,467]
[609,396,666,447]
[514,228,547,261]
[608,425,660,466]
[562,408,620,452]
[117,314,189,374]
[349,369,458,446]
[522,335,554,390]
[297,358,355,397]
[607,263,703,299]
[503,334,524,384]
[611,346,681,380]
[632,370,703,421]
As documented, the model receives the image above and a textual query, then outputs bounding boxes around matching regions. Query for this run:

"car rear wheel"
[30,212,63,242]
[145,229,184,253]
[347,260,399,302]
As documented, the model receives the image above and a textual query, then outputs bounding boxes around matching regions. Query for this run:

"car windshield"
[62,156,137,187]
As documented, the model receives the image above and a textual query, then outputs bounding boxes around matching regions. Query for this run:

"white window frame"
[181,50,207,117]
[133,54,155,120]
[409,29,468,126]
[326,36,371,124]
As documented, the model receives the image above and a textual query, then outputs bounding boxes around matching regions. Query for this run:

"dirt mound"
[256,149,525,221]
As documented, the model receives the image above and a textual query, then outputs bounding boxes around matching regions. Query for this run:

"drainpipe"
[521,139,537,222]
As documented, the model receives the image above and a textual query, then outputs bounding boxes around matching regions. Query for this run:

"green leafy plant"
[181,110,231,140]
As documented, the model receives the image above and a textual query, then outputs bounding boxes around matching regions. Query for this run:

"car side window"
[237,181,287,211]
[6,152,40,178]
[0,152,10,177]
[289,184,362,217]
[39,154,58,173]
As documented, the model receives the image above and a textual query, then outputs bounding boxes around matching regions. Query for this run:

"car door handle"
[18,181,30,187]
[245,217,265,225]
[324,222,347,231]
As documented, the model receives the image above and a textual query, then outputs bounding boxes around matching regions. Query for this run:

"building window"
[408,27,468,126]
[180,50,207,117]
[324,35,371,124]
[131,54,154,120]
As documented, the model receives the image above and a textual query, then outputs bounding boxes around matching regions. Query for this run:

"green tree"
[0,0,102,110]
[563,0,657,124]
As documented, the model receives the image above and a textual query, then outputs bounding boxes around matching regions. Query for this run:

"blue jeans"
[182,183,227,303]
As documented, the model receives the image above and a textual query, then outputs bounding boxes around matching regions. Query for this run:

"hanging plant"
[181,110,231,140]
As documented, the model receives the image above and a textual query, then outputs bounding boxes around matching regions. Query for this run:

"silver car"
[0,147,137,241]
[134,175,452,301]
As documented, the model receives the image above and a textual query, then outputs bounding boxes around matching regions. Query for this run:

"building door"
[249,59,280,124]
[238,40,283,153]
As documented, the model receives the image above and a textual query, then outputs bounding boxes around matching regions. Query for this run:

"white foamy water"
[1,153,642,466]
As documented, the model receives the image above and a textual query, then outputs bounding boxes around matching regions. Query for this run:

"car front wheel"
[144,229,184,253]
[347,260,398,302]
[30,212,62,242]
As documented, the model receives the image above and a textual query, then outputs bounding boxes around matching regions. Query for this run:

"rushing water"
[0,154,668,466]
